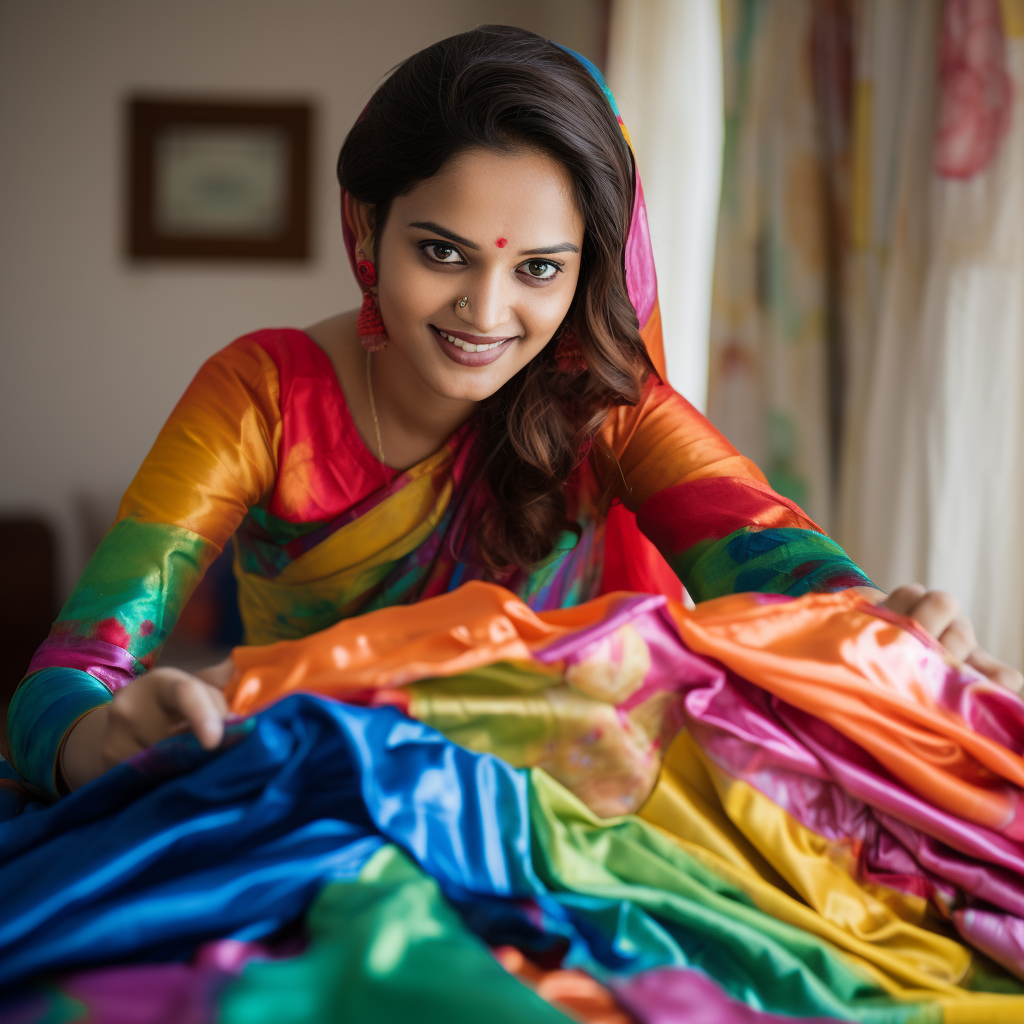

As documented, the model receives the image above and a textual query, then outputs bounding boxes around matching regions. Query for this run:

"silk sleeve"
[594,380,873,602]
[7,337,281,797]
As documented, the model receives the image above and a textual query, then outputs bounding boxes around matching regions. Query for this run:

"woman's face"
[373,147,585,403]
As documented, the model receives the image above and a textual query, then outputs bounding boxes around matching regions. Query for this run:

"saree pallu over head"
[7,47,870,798]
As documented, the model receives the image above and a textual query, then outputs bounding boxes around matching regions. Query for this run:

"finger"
[156,672,228,749]
[937,615,977,663]
[967,648,1024,693]
[905,590,960,639]
[883,583,928,616]
[195,656,234,690]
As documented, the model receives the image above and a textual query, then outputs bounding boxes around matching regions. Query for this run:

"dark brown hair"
[338,25,652,572]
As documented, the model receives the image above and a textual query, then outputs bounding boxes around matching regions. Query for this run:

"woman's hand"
[868,583,1023,693]
[59,659,234,793]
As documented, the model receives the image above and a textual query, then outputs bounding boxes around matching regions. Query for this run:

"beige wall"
[0,0,602,594]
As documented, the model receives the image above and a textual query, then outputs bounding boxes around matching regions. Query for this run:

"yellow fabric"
[237,444,457,644]
[641,731,1024,1020]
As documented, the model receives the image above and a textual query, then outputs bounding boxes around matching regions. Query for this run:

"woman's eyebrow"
[408,221,479,249]
[519,242,580,255]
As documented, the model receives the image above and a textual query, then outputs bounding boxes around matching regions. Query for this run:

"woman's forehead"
[390,148,584,244]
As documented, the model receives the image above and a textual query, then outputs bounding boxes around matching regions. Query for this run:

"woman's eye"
[422,243,464,264]
[521,260,559,280]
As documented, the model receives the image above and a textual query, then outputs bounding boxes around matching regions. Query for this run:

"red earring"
[554,325,586,375]
[357,291,388,351]
[356,259,377,286]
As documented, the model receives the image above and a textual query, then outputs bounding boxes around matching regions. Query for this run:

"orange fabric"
[228,582,1024,840]
[674,591,1024,834]
[227,585,664,719]
[227,582,566,714]
[638,296,667,379]
[492,947,632,1024]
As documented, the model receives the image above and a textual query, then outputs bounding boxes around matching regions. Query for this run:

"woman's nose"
[459,266,513,335]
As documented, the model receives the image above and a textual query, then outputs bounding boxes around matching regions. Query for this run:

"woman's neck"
[306,310,477,471]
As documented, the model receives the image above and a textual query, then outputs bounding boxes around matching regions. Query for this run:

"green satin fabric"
[221,767,946,1024]
[220,844,573,1024]
[56,518,218,663]
[526,770,939,1024]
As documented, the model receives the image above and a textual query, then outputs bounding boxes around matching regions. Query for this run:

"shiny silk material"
[10,51,870,798]
[216,583,1024,1003]
[4,583,1024,1022]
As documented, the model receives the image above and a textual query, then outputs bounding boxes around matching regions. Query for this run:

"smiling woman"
[6,25,1017,811]
[332,40,651,575]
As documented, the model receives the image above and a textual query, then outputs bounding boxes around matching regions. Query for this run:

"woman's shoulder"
[218,326,335,386]
[597,373,709,444]
[186,326,348,418]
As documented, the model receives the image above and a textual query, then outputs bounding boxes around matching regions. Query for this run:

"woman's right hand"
[59,660,233,792]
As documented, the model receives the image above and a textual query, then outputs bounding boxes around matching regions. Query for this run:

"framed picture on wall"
[127,97,312,261]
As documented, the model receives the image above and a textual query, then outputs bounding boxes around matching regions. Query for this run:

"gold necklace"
[365,349,386,464]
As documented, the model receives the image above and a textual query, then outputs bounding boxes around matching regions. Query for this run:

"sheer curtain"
[841,0,1024,669]
[704,0,854,531]
[605,0,723,410]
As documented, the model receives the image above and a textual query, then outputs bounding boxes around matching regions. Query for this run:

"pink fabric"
[612,967,843,1024]
[27,636,137,691]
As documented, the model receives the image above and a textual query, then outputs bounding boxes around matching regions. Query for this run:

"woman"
[4,26,1017,798]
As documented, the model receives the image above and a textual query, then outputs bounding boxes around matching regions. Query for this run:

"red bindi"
[495,237,507,248]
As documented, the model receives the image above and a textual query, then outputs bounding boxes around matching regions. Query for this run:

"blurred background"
[2,0,1022,682]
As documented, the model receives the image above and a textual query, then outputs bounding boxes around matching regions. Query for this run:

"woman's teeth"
[439,330,506,353]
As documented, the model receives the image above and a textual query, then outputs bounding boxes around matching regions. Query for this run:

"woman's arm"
[5,337,281,796]
[59,658,234,791]
[596,380,872,601]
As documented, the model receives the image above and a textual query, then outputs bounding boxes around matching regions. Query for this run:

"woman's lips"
[429,324,514,366]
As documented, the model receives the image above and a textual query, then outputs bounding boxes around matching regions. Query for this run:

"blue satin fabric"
[0,694,737,997]
[0,696,544,988]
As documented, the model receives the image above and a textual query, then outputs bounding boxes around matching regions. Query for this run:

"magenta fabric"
[612,967,844,1024]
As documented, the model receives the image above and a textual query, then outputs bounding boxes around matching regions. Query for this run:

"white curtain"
[606,0,723,409]
[840,0,1024,669]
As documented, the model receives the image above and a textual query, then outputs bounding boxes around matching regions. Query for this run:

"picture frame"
[127,97,312,261]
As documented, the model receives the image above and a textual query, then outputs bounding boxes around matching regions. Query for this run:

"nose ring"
[458,296,468,308]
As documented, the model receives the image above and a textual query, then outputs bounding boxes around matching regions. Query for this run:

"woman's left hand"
[877,583,1023,693]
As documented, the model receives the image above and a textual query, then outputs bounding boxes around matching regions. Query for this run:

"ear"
[343,192,377,261]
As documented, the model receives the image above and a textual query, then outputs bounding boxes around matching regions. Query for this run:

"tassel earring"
[357,291,389,352]
[355,253,388,351]
[354,254,387,351]
[554,325,586,375]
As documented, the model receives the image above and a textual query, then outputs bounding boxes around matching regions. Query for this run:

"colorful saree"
[5,52,870,799]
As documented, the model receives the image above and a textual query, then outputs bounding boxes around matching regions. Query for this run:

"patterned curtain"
[707,0,852,529]
[708,0,1024,669]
